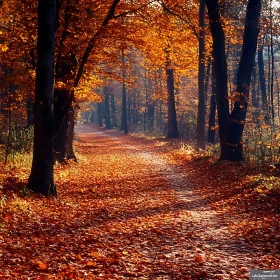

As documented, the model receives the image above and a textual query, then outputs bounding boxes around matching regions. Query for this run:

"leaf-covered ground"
[0,124,279,279]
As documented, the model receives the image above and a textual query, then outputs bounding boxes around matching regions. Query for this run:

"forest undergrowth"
[0,124,279,279]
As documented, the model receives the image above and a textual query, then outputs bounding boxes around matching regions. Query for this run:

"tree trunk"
[258,45,268,113]
[27,0,56,196]
[53,89,76,162]
[165,46,179,138]
[225,0,261,161]
[121,82,128,134]
[104,87,111,129]
[110,94,117,128]
[97,102,103,126]
[206,0,229,158]
[197,0,206,149]
[121,52,128,134]
[207,61,217,144]
[251,61,259,108]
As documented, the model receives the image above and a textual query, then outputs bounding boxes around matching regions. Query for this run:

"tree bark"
[27,0,56,196]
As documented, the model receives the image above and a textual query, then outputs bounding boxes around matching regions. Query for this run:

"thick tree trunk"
[206,0,229,159]
[28,0,56,196]
[225,0,261,161]
[197,0,206,149]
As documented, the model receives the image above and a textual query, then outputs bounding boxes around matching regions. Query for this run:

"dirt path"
[0,125,279,279]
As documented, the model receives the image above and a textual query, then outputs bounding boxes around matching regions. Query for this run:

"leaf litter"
[0,124,279,279]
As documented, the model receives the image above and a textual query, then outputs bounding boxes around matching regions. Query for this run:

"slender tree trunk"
[110,94,117,128]
[258,45,268,113]
[121,83,128,134]
[165,44,179,138]
[207,61,217,143]
[121,52,128,134]
[251,61,259,108]
[104,87,111,129]
[197,0,206,149]
[28,0,56,196]
[225,0,261,161]
[97,102,103,126]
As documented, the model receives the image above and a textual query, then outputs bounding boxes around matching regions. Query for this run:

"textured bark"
[28,0,56,196]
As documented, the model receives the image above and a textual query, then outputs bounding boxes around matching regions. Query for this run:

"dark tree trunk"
[197,0,206,149]
[206,0,229,158]
[207,61,217,144]
[225,0,261,161]
[53,89,76,162]
[166,47,179,138]
[27,0,56,196]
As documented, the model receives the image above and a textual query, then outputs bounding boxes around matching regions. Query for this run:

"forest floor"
[0,124,279,279]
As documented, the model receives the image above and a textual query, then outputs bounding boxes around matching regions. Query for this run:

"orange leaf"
[36,260,47,270]
[86,261,97,268]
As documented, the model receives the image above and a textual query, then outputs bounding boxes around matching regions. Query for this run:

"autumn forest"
[0,0,279,279]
